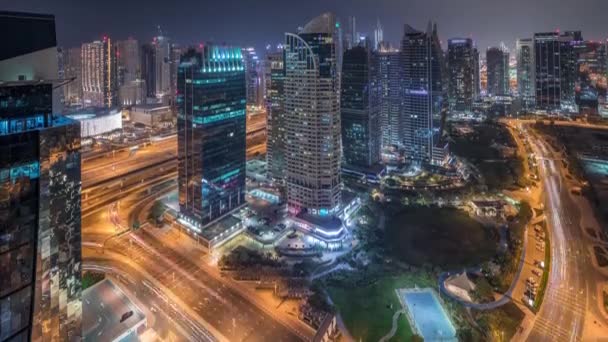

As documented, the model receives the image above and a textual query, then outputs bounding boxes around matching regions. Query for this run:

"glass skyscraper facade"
[284,12,342,216]
[0,11,82,342]
[341,46,381,167]
[177,45,246,227]
[517,38,536,111]
[486,45,510,96]
[400,23,447,164]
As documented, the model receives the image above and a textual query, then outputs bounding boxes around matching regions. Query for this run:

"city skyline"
[6,0,608,54]
[2,3,608,342]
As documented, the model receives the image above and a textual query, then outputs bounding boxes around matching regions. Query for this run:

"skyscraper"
[177,45,246,227]
[473,47,481,99]
[447,38,476,113]
[284,12,341,216]
[400,23,448,164]
[560,31,583,112]
[534,32,561,111]
[81,37,117,107]
[62,46,83,107]
[0,11,82,341]
[116,37,140,86]
[486,45,510,96]
[516,38,535,111]
[242,47,263,106]
[374,47,401,148]
[373,19,384,51]
[154,34,171,98]
[141,43,156,98]
[265,50,286,181]
[576,40,608,115]
[345,16,357,50]
[341,46,381,167]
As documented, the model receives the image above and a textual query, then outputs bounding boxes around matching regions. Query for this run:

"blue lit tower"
[284,12,342,217]
[400,22,448,164]
[177,44,246,228]
[0,11,82,341]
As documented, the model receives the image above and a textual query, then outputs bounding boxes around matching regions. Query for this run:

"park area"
[450,122,526,191]
[385,206,497,269]
[324,205,501,341]
[327,273,432,342]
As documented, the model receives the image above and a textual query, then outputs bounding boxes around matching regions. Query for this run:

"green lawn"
[451,123,525,191]
[474,302,525,341]
[82,271,105,290]
[328,274,433,342]
[385,206,497,269]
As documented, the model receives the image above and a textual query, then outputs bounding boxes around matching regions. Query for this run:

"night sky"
[5,0,608,54]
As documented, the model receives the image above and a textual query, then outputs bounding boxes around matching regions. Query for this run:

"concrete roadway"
[525,126,607,341]
[83,187,305,341]
[83,261,216,342]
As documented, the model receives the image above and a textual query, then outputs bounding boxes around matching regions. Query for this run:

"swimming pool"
[400,288,457,341]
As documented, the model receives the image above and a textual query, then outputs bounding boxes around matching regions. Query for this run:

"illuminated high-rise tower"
[516,38,535,111]
[400,22,448,164]
[177,45,246,227]
[284,12,342,216]
[265,50,286,181]
[81,37,117,107]
[486,44,510,96]
[447,38,476,113]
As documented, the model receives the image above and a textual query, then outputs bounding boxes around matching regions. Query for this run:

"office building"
[177,45,246,228]
[116,38,140,86]
[516,38,535,111]
[473,47,481,99]
[81,37,117,107]
[62,46,83,107]
[0,11,82,342]
[534,31,582,113]
[265,50,287,181]
[170,44,182,101]
[374,47,400,148]
[486,44,510,96]
[141,43,156,98]
[284,12,342,217]
[242,47,263,106]
[153,34,171,98]
[373,19,383,51]
[400,22,448,164]
[534,32,561,111]
[447,38,477,113]
[341,46,381,167]
[560,31,583,113]
[344,16,357,50]
[576,40,608,115]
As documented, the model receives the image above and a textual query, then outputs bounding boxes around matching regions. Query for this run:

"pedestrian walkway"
[378,309,405,342]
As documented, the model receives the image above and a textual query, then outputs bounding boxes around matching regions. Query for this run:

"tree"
[148,201,166,226]
[411,334,424,342]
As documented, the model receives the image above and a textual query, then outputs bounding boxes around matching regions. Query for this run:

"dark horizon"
[5,0,608,54]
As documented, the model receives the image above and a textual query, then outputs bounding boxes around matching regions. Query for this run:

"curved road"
[526,126,597,341]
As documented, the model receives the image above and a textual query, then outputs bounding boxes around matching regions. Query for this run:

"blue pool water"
[402,289,457,341]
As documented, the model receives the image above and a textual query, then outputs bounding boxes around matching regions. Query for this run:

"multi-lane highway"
[522,123,607,341]
[82,188,307,341]
[80,142,310,341]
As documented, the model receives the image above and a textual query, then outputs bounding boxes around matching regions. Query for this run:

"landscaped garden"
[451,122,527,191]
[384,206,497,269]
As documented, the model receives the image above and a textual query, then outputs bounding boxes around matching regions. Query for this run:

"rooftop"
[199,214,242,242]
[82,279,146,342]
